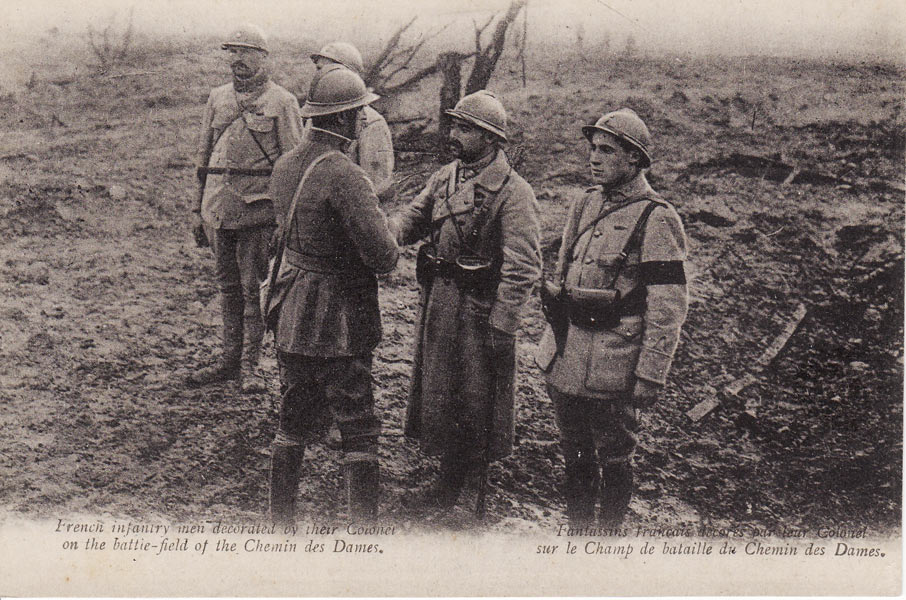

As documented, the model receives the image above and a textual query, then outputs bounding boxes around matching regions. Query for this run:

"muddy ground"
[0,35,903,534]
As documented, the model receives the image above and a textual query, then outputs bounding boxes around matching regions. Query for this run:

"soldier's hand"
[191,213,209,248]
[631,378,662,409]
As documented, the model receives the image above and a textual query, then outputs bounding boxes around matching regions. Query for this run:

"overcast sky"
[2,0,905,60]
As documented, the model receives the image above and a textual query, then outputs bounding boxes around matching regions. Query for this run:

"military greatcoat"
[392,150,542,461]
[267,128,399,357]
[537,173,688,398]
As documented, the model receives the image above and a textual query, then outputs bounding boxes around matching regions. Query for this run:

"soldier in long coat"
[264,65,398,524]
[392,91,542,508]
[188,24,302,393]
[536,109,688,527]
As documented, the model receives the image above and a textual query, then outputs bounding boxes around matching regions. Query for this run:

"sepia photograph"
[0,0,902,595]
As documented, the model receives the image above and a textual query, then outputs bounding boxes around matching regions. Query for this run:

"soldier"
[392,90,542,510]
[310,42,395,199]
[536,109,688,527]
[188,24,303,393]
[264,65,398,524]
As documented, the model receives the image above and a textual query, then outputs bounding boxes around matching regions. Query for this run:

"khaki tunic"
[392,151,542,460]
[195,80,303,230]
[267,128,398,357]
[539,173,688,399]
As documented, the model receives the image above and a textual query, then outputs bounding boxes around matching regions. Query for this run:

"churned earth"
[0,34,902,535]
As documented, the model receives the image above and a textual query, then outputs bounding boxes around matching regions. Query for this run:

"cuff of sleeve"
[634,348,674,386]
[489,303,519,335]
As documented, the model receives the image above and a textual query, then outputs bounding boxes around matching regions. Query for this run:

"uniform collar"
[309,127,352,151]
[459,149,511,192]
[602,171,653,202]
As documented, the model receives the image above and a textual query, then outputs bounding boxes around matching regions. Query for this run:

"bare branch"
[363,16,417,86]
[380,34,430,86]
[473,14,495,55]
[465,0,526,93]
[378,51,474,96]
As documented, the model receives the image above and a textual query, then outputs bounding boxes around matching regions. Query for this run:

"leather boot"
[346,461,380,520]
[599,459,633,527]
[405,452,467,510]
[564,457,598,527]
[240,311,267,394]
[186,291,244,386]
[269,443,304,527]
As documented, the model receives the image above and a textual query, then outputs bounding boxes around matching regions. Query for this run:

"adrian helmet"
[300,64,379,118]
[310,42,365,74]
[582,108,652,167]
[221,23,269,54]
[445,90,508,142]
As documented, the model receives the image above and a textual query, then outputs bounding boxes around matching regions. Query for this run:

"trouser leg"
[236,224,272,369]
[186,229,243,386]
[549,386,598,526]
[599,457,633,527]
[269,434,304,527]
[597,401,638,527]
[268,352,321,523]
[328,355,381,520]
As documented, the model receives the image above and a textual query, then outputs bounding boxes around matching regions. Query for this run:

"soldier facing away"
[536,109,689,527]
[188,24,303,393]
[310,42,395,200]
[392,90,542,510]
[264,64,398,525]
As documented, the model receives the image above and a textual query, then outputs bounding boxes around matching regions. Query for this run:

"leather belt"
[283,247,371,281]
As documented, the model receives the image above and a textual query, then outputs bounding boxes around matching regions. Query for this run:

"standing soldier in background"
[536,109,688,527]
[264,65,398,525]
[392,91,542,510]
[310,42,395,200]
[188,24,303,393]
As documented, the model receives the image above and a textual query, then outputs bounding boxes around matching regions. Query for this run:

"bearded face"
[226,46,267,79]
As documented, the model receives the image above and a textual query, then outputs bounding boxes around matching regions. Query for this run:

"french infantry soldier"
[264,65,398,524]
[188,24,303,393]
[392,90,542,510]
[536,109,688,527]
[310,42,395,199]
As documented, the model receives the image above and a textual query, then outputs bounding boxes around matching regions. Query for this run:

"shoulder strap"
[263,149,345,317]
[560,195,664,287]
[604,198,664,288]
[282,150,345,246]
[246,126,275,166]
[560,196,647,286]
[462,168,513,255]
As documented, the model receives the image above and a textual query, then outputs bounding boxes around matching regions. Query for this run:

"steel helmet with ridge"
[310,42,364,74]
[582,108,652,168]
[221,23,269,54]
[300,64,380,118]
[445,90,508,142]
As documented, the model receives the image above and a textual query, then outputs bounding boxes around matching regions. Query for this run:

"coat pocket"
[244,113,276,133]
[583,315,644,392]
